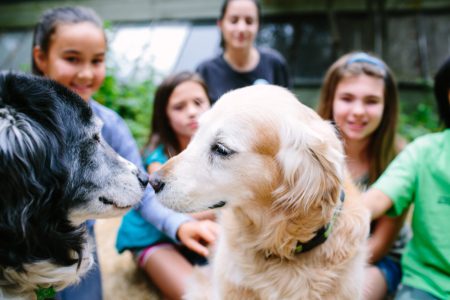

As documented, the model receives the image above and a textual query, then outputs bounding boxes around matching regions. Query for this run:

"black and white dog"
[0,73,148,299]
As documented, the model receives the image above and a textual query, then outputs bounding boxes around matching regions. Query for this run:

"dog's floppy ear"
[0,72,84,270]
[272,115,344,216]
[0,73,66,206]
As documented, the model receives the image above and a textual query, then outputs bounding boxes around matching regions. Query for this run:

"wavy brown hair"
[317,52,400,185]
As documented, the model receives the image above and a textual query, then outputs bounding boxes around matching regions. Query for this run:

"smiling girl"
[317,52,410,299]
[31,8,214,300]
[32,7,131,300]
[32,8,105,102]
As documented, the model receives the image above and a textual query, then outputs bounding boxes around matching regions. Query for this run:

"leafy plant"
[397,84,441,141]
[94,70,156,149]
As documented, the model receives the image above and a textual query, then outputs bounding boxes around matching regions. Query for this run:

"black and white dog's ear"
[0,72,66,235]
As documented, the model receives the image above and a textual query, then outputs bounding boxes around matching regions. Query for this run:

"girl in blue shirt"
[116,71,218,300]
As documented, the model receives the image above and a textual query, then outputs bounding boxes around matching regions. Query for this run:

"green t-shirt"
[373,129,450,299]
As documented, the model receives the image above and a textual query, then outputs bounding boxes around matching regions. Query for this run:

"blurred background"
[1,2,449,298]
[1,0,449,145]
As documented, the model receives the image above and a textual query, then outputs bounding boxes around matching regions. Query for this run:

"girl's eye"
[337,97,351,103]
[366,98,382,105]
[65,57,79,63]
[174,104,184,111]
[229,16,239,24]
[194,98,206,106]
[92,57,105,65]
[245,17,254,25]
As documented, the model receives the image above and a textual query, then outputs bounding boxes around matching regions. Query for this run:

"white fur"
[0,240,93,300]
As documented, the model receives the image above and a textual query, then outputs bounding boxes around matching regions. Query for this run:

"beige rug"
[95,217,162,300]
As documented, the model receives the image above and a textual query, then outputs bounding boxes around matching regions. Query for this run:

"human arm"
[362,188,394,220]
[177,219,220,257]
[363,140,419,261]
[364,138,420,220]
[137,181,218,251]
[136,186,194,242]
[367,212,407,263]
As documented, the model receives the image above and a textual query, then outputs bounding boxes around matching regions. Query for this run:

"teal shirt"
[116,145,175,253]
[143,144,168,169]
[373,129,450,299]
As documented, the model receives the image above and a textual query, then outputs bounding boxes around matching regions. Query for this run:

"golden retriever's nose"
[149,172,165,193]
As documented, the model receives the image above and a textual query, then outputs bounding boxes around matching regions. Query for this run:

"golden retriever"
[150,85,369,300]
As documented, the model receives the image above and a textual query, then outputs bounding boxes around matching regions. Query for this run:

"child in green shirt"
[363,56,450,300]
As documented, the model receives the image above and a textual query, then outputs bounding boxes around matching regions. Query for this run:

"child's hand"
[177,220,219,257]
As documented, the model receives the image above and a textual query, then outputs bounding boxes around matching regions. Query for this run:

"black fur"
[0,72,148,296]
[0,73,93,271]
[0,73,146,296]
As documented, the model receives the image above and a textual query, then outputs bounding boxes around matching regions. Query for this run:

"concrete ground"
[95,217,162,300]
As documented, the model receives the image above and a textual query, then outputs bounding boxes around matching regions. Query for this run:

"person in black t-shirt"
[196,0,291,103]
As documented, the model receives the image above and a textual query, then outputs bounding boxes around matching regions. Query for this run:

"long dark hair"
[32,6,104,75]
[317,52,400,185]
[143,71,211,158]
[433,57,450,129]
[218,0,261,49]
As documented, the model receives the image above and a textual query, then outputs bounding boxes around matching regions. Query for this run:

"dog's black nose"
[149,172,165,193]
[137,170,149,189]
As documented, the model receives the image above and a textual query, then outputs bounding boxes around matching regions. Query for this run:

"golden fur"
[152,85,370,300]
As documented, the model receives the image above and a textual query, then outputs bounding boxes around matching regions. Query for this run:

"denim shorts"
[375,256,402,294]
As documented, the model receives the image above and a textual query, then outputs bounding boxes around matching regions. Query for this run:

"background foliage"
[94,70,156,149]
[397,83,441,141]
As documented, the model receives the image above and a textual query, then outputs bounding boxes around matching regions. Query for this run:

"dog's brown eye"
[211,143,233,157]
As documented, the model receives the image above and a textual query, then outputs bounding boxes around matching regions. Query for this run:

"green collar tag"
[35,286,56,300]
